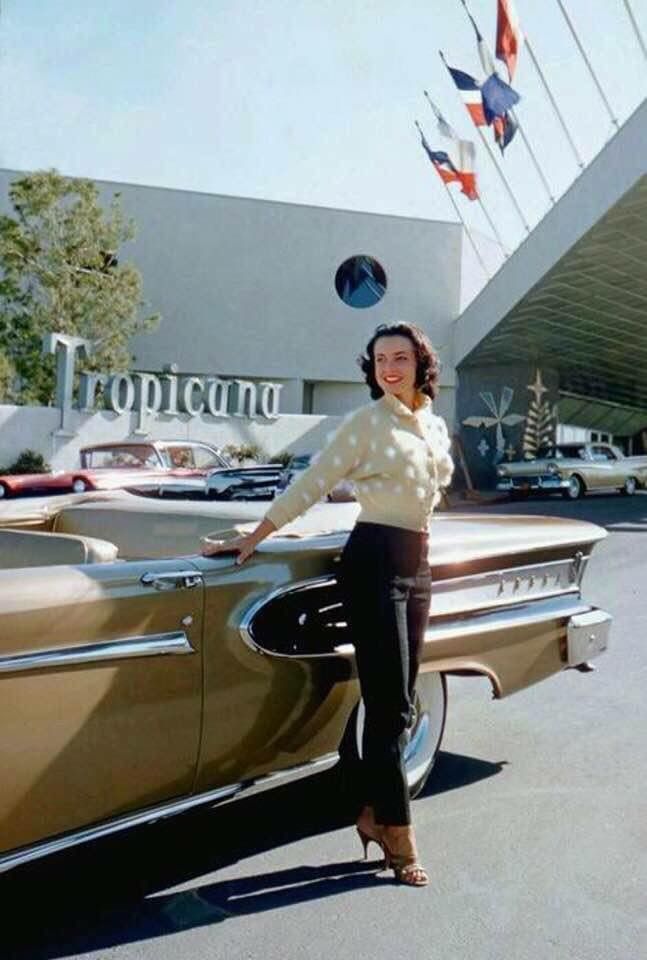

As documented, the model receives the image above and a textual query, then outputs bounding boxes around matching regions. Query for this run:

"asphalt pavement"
[2,491,646,960]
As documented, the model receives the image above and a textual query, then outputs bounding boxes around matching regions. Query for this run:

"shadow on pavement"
[2,750,505,958]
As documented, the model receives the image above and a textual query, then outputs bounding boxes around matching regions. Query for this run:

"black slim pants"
[338,521,432,826]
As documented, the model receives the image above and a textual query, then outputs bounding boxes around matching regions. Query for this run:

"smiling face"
[373,334,418,407]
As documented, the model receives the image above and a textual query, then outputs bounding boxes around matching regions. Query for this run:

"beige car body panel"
[498,442,647,494]
[0,494,610,870]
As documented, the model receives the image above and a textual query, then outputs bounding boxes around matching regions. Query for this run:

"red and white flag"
[496,0,523,82]
[423,96,479,200]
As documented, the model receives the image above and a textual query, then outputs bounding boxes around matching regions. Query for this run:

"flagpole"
[422,89,508,255]
[414,121,490,279]
[439,50,530,234]
[454,0,556,206]
[477,198,508,257]
[508,108,556,205]
[622,0,647,62]
[443,183,491,280]
[554,0,619,129]
[524,38,585,169]
[473,120,530,233]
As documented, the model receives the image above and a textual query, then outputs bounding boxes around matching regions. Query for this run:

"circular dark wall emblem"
[334,255,387,309]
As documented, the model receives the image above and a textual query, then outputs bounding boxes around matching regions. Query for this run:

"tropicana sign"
[43,333,283,435]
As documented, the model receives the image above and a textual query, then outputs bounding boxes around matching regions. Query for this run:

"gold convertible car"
[0,492,612,874]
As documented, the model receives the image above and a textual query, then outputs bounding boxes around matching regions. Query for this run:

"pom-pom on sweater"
[264,390,454,534]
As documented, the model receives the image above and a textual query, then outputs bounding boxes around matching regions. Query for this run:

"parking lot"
[3,492,647,960]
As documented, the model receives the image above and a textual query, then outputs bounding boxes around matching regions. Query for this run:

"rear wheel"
[622,477,637,496]
[71,477,90,493]
[341,672,448,799]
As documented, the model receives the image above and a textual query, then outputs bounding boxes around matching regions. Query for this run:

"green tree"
[0,350,16,401]
[0,169,159,404]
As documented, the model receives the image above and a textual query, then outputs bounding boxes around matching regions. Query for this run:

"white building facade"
[1,170,495,469]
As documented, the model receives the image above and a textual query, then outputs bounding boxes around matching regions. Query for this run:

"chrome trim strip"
[239,558,590,658]
[0,631,194,674]
[430,555,589,587]
[0,753,338,874]
[423,595,594,643]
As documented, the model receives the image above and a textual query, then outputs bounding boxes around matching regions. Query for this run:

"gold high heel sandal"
[381,838,429,887]
[356,825,385,861]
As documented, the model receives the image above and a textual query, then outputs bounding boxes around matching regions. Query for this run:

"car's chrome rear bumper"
[565,609,612,666]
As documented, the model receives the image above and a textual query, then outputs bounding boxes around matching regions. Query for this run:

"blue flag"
[480,73,520,125]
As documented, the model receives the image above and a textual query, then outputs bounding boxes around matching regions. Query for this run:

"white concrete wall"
[0,404,342,471]
[0,172,465,421]
[310,381,367,415]
[0,390,458,472]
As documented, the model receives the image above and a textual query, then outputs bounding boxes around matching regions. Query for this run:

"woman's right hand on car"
[200,534,258,565]
[200,518,277,566]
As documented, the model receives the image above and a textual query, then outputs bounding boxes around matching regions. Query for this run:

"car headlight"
[547,462,559,475]
[496,465,508,477]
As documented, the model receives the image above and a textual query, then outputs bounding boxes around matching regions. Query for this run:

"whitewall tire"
[344,671,448,799]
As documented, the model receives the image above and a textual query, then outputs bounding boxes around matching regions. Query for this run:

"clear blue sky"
[1,0,646,255]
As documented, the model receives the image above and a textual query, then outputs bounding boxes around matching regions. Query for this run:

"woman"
[202,322,454,887]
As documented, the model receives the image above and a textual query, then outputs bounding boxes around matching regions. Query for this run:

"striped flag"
[446,66,487,126]
[496,0,523,82]
[417,125,479,200]
[444,57,520,154]
[424,92,479,190]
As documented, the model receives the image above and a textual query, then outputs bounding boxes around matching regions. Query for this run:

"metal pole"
[477,123,531,233]
[508,108,556,204]
[555,0,620,128]
[622,0,647,62]
[524,37,585,169]
[477,198,508,256]
[442,180,491,280]
[439,50,531,233]
[415,120,491,278]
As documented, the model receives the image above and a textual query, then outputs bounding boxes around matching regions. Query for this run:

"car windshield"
[81,446,161,469]
[188,445,230,469]
[536,445,586,460]
[161,445,230,470]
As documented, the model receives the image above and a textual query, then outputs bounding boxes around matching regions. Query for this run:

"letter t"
[42,332,94,434]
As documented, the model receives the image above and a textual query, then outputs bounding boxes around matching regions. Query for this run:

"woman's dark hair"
[358,322,440,400]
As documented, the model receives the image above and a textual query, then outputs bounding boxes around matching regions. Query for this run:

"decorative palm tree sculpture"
[462,386,526,463]
[522,370,557,459]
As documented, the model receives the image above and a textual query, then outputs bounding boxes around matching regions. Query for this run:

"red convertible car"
[0,440,229,498]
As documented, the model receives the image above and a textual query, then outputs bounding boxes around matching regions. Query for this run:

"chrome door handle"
[141,570,204,591]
